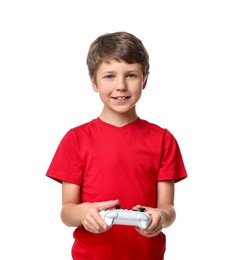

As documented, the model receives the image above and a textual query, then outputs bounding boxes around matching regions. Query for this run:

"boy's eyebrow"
[102,69,140,74]
[102,70,115,73]
[100,70,116,75]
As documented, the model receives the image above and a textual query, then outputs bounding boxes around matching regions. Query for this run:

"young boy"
[46,31,187,259]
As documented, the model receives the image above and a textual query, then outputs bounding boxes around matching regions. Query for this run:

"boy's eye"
[127,73,137,78]
[104,74,114,79]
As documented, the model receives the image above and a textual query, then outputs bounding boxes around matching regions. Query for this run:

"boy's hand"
[78,200,119,234]
[132,205,164,237]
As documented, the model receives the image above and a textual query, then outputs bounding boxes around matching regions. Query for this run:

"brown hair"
[86,31,149,80]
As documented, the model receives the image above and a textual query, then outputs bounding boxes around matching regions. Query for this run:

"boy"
[46,31,187,259]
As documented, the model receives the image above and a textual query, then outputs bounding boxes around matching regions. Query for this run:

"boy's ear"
[90,76,99,92]
[142,76,148,89]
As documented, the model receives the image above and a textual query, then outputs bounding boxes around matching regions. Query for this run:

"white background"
[0,0,234,259]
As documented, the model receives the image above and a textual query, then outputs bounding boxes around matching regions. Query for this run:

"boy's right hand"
[78,199,119,234]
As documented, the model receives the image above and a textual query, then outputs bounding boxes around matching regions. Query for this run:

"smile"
[112,96,130,100]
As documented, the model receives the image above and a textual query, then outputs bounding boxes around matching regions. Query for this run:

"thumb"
[132,205,149,211]
[98,199,119,211]
[132,204,141,210]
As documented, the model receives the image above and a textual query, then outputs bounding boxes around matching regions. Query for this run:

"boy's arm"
[156,180,176,228]
[60,181,119,233]
[133,180,176,237]
[60,181,82,227]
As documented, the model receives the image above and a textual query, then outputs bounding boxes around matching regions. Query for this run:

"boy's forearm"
[158,205,176,228]
[60,202,82,227]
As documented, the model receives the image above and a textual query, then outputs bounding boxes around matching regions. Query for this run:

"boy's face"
[91,60,147,116]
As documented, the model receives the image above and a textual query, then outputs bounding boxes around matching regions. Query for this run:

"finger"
[148,224,162,234]
[132,205,150,211]
[132,205,141,210]
[84,212,108,233]
[95,212,109,229]
[136,226,162,237]
[91,209,109,228]
[98,199,120,211]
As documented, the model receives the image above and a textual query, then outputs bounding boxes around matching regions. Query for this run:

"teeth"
[117,97,125,100]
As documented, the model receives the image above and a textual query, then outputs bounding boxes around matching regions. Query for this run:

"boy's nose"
[116,78,127,91]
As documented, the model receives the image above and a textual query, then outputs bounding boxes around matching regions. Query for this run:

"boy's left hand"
[132,205,164,237]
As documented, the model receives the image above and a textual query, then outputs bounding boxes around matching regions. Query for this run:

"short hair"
[86,31,150,80]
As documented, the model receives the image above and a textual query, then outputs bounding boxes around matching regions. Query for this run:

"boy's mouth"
[112,96,130,100]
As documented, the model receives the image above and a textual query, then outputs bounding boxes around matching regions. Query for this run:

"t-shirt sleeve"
[46,129,83,185]
[157,130,187,182]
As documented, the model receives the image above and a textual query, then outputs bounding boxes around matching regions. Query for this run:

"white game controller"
[99,206,151,230]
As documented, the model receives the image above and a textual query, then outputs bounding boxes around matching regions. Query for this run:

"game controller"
[99,205,151,230]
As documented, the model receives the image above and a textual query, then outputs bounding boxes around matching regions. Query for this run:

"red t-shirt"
[46,118,187,259]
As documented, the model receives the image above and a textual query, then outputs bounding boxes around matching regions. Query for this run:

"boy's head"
[86,31,149,82]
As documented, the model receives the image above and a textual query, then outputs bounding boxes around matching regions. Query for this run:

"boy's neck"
[99,109,138,127]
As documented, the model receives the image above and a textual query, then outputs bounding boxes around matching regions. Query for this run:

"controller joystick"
[115,204,121,209]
